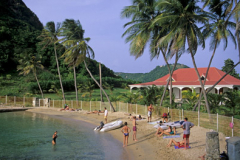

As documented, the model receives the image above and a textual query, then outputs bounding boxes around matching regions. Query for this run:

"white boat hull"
[94,120,123,132]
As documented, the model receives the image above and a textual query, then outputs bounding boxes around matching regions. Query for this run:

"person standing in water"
[104,107,108,124]
[132,116,138,141]
[121,122,131,147]
[52,131,58,145]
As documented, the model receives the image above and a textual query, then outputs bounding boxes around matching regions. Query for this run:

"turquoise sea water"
[0,111,129,160]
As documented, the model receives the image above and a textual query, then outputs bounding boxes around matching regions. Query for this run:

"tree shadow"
[127,131,156,146]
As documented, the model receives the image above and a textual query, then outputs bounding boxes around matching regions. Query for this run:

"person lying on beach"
[60,105,75,111]
[87,110,104,115]
[155,126,176,137]
[166,138,185,148]
[121,122,131,147]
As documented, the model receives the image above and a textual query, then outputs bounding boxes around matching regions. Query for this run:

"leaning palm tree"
[38,21,66,101]
[121,0,181,107]
[193,0,236,111]
[17,51,44,98]
[59,19,115,111]
[152,0,211,115]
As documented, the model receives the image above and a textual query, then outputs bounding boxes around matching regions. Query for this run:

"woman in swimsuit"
[166,138,185,148]
[121,122,131,147]
[156,126,176,137]
[52,131,58,145]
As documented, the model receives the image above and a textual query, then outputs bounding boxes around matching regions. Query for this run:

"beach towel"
[163,134,181,139]
[174,145,191,149]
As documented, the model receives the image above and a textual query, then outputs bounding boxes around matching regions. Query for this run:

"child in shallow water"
[121,122,131,147]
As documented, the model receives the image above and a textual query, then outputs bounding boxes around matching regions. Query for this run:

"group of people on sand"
[121,116,138,147]
[159,117,194,150]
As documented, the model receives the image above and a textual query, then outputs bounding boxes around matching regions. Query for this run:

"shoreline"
[26,108,228,160]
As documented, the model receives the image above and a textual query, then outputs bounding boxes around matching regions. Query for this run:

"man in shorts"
[147,104,154,122]
[181,117,194,149]
[104,107,108,123]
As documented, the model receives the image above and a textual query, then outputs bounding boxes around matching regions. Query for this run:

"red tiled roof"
[130,67,240,86]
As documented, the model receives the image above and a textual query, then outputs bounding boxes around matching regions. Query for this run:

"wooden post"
[53,100,54,108]
[136,104,137,115]
[81,101,82,110]
[90,101,91,112]
[217,113,218,132]
[198,110,200,127]
[71,100,73,108]
[5,95,7,104]
[127,102,128,113]
[39,99,40,107]
[232,116,234,137]
[23,96,25,106]
[100,101,101,111]
[14,96,16,106]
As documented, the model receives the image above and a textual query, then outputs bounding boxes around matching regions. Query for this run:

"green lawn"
[43,88,131,101]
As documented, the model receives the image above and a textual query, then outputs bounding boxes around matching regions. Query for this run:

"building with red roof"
[129,67,240,99]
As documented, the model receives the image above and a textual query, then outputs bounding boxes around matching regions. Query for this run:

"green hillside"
[0,0,138,97]
[115,63,189,83]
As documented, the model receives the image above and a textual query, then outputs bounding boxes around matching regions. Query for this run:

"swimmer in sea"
[52,131,58,145]
[121,122,131,147]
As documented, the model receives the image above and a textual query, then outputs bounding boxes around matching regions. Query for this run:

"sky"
[22,0,240,74]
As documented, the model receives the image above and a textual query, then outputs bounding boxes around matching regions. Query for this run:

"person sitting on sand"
[162,112,168,123]
[52,131,58,145]
[156,126,176,137]
[60,105,75,111]
[121,122,131,147]
[166,138,185,148]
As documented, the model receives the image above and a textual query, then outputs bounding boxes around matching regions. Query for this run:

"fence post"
[23,96,25,106]
[217,113,218,132]
[232,116,234,137]
[5,95,7,104]
[136,104,137,115]
[53,100,54,108]
[110,104,111,112]
[168,107,169,113]
[39,99,40,107]
[127,102,128,113]
[81,101,82,110]
[62,100,63,108]
[198,110,200,127]
[71,100,73,108]
[90,101,91,112]
[145,105,147,116]
[100,101,101,111]
[119,101,120,112]
[179,109,181,121]
[182,109,184,120]
[14,96,16,106]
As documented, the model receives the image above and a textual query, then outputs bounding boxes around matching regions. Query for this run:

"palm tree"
[121,0,181,107]
[201,1,240,93]
[193,0,236,111]
[38,21,66,101]
[139,85,164,105]
[84,81,95,99]
[152,0,212,115]
[60,19,115,111]
[17,51,44,98]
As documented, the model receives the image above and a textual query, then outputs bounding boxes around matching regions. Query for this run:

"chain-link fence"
[1,95,239,137]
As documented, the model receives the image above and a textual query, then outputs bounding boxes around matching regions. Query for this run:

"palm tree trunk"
[99,63,103,102]
[73,64,78,107]
[193,42,217,111]
[84,61,115,112]
[189,50,211,115]
[160,51,178,106]
[54,44,65,102]
[34,72,44,99]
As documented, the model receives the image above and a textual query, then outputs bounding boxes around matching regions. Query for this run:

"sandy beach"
[26,108,227,160]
